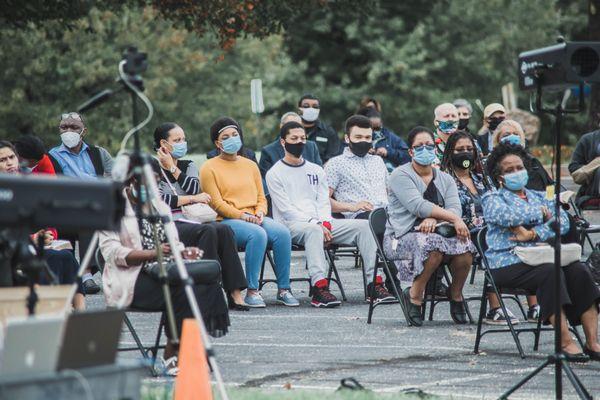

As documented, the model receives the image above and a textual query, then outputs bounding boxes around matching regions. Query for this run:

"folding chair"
[95,248,166,375]
[472,227,584,358]
[258,244,347,301]
[367,208,410,325]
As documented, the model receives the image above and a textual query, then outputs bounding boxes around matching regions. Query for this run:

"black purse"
[143,259,221,285]
[586,242,600,285]
[434,222,457,238]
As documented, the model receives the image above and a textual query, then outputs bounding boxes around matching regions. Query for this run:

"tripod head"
[122,46,147,92]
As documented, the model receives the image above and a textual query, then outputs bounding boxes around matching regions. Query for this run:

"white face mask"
[300,107,320,122]
[60,131,81,148]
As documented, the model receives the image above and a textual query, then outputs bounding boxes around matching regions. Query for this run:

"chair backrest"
[368,207,388,250]
[95,247,105,273]
[474,226,490,270]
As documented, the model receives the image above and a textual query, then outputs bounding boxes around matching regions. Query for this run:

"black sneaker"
[311,285,341,308]
[367,283,396,305]
[83,279,101,295]
[527,304,540,323]
[485,307,520,325]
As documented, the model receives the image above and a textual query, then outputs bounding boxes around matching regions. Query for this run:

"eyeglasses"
[412,144,435,151]
[60,112,82,121]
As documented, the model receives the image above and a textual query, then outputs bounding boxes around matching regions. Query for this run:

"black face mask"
[284,141,305,158]
[458,118,470,130]
[488,117,504,131]
[451,152,475,170]
[348,140,372,157]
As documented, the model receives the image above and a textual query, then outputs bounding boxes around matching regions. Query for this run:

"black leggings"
[175,221,247,292]
[131,270,229,338]
[491,261,600,325]
[42,249,84,294]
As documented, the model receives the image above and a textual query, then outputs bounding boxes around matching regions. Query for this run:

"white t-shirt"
[266,159,332,224]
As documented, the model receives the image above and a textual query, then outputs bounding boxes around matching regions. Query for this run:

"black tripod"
[499,84,592,400]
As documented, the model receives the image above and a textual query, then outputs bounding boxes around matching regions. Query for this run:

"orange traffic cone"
[174,319,213,400]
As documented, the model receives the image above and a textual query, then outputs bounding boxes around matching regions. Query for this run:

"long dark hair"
[441,130,490,189]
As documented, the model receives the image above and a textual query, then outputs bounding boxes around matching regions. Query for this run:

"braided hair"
[485,142,531,188]
[441,130,490,189]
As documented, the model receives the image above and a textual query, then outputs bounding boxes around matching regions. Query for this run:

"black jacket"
[477,129,492,156]
[305,120,341,163]
[568,130,600,201]
[526,155,553,192]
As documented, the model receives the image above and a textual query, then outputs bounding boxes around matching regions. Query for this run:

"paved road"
[87,177,600,399]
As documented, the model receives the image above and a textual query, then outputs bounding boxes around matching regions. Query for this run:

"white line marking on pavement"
[212,342,466,352]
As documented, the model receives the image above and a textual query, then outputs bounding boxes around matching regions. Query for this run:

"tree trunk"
[588,0,600,130]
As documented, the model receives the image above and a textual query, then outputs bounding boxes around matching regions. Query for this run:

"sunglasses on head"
[61,112,82,121]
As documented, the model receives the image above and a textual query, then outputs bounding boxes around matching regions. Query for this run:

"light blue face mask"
[171,141,188,158]
[412,145,437,166]
[131,185,148,203]
[503,169,529,191]
[500,134,522,147]
[221,135,242,155]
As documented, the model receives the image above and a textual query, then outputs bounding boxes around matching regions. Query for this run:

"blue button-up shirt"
[48,142,97,180]
[482,188,569,269]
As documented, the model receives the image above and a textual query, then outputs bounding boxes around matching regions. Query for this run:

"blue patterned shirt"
[482,188,569,269]
[455,172,488,230]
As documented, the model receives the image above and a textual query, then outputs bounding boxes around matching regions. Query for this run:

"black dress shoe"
[584,346,600,362]
[449,299,468,324]
[565,352,590,363]
[83,279,101,295]
[402,287,423,327]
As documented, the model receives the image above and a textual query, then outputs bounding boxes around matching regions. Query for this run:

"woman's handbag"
[585,242,600,285]
[143,259,221,285]
[161,168,217,223]
[514,243,582,267]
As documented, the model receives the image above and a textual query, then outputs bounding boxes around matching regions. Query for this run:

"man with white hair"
[433,103,459,163]
[259,111,323,178]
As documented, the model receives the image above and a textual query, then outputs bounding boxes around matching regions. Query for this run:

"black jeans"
[491,261,600,325]
[175,221,247,292]
[42,249,84,294]
[131,270,229,338]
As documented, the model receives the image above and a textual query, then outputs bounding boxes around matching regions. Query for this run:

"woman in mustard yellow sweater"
[201,117,297,308]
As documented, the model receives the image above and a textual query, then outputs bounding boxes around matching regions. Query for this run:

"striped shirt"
[158,160,200,218]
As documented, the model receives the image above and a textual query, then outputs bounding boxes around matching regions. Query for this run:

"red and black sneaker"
[367,282,396,305]
[311,280,341,308]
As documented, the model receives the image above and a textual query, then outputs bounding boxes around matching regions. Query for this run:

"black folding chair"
[367,208,410,325]
[422,264,474,323]
[472,227,584,358]
[95,248,165,376]
[258,244,347,301]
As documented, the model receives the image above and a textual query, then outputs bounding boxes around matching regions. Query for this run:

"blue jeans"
[221,217,291,290]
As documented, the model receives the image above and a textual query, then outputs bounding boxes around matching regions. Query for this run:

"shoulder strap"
[160,167,178,193]
[48,153,63,174]
[88,145,104,176]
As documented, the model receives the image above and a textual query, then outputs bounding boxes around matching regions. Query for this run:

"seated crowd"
[1,94,600,363]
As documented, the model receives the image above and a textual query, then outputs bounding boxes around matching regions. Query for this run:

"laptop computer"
[1,315,64,376]
[57,309,124,371]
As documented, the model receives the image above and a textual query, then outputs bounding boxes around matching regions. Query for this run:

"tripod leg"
[561,360,593,400]
[498,359,551,399]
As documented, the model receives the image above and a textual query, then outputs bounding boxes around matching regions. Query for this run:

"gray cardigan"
[385,163,461,238]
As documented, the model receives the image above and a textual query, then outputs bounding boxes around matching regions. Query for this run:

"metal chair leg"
[474,278,488,354]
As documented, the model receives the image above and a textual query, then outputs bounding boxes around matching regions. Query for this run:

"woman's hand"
[182,247,203,260]
[241,212,261,225]
[541,206,552,223]
[509,226,536,242]
[157,146,175,171]
[190,193,211,204]
[417,218,437,234]
[255,211,264,225]
[453,219,470,241]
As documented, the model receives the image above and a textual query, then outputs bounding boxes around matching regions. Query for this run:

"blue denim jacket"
[482,188,569,269]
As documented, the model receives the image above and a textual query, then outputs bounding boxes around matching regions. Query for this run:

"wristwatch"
[169,165,177,174]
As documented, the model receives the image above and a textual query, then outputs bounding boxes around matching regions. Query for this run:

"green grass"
[141,383,443,400]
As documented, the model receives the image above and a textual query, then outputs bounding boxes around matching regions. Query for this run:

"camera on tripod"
[122,46,148,91]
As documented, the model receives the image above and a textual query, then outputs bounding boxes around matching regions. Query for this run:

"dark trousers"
[175,221,247,292]
[42,249,84,294]
[131,270,229,338]
[491,261,600,326]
